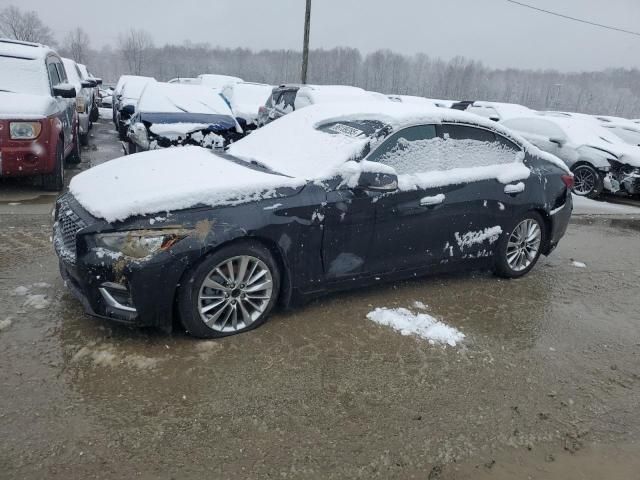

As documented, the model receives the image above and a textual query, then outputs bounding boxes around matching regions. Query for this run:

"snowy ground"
[2,116,640,480]
[572,194,640,215]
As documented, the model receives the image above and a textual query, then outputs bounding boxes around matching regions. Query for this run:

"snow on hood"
[0,92,56,119]
[228,102,569,178]
[69,147,304,222]
[137,82,234,117]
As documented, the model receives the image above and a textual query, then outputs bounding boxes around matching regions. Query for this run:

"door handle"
[504,182,525,195]
[420,194,445,206]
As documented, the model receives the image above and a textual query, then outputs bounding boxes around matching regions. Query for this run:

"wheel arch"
[171,234,293,331]
[531,207,553,255]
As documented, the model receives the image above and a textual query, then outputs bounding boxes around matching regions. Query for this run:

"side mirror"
[121,104,135,116]
[94,78,103,86]
[81,80,97,88]
[53,83,76,98]
[549,137,565,146]
[357,171,398,192]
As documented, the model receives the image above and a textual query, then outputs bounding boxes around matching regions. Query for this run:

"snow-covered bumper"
[53,195,189,331]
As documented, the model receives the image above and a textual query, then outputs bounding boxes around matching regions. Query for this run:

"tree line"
[2,5,640,117]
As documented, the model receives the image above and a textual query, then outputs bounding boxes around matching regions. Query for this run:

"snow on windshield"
[69,146,305,222]
[137,82,233,116]
[0,56,50,96]
[228,102,566,179]
[227,83,273,122]
[121,77,155,101]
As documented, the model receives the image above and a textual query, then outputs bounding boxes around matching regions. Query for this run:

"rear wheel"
[178,242,281,338]
[494,212,546,279]
[80,132,89,146]
[118,122,128,141]
[42,140,65,191]
[572,164,603,199]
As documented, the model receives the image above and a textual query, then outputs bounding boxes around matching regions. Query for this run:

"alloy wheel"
[506,219,542,272]
[573,166,596,195]
[198,255,273,333]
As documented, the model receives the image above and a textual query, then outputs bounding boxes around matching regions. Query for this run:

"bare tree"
[118,29,153,75]
[0,5,54,45]
[63,27,90,64]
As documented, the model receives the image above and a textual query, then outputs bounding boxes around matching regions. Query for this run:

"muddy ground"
[1,118,639,479]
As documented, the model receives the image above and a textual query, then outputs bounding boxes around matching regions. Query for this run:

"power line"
[505,0,640,37]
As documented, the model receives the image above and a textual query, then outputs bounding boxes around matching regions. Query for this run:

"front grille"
[54,194,88,263]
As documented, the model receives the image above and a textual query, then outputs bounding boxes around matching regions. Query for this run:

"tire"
[493,211,546,279]
[80,132,89,147]
[178,241,281,338]
[67,123,82,164]
[90,104,99,123]
[42,140,65,191]
[571,164,603,199]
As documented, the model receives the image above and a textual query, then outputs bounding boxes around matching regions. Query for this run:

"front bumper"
[0,142,53,177]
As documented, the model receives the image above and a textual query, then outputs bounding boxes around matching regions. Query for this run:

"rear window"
[0,55,50,96]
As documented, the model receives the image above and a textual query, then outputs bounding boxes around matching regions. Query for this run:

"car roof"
[0,38,55,60]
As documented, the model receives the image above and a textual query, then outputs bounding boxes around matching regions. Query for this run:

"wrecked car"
[54,102,572,338]
[502,115,640,198]
[125,82,244,154]
[113,75,155,140]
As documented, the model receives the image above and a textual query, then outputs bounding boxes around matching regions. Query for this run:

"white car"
[168,77,200,85]
[465,101,535,122]
[221,81,273,129]
[502,115,640,198]
[197,74,243,90]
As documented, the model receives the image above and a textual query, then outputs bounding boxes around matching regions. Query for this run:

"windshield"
[0,55,50,96]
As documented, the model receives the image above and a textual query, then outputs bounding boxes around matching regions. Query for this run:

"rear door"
[46,55,74,149]
[367,123,529,272]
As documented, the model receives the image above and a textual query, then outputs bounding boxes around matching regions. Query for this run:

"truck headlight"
[94,231,183,259]
[10,121,42,140]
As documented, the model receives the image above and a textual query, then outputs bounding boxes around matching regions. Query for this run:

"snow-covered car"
[98,85,114,108]
[125,82,243,154]
[452,101,534,121]
[167,77,200,85]
[0,39,80,190]
[54,102,572,338]
[601,122,640,147]
[114,75,155,140]
[221,81,273,129]
[502,115,640,198]
[62,58,98,146]
[257,84,389,126]
[77,63,102,123]
[197,74,243,90]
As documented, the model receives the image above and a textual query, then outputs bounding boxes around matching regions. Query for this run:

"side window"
[55,62,67,83]
[435,124,521,169]
[47,62,61,88]
[367,125,438,174]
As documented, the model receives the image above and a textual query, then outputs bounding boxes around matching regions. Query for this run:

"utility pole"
[301,0,311,84]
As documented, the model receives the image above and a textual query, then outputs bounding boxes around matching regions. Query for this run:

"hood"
[591,141,640,168]
[69,146,305,223]
[0,92,56,119]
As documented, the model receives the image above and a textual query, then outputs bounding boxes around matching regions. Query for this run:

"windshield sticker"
[328,123,365,138]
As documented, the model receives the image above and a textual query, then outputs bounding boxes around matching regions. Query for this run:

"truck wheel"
[42,140,65,191]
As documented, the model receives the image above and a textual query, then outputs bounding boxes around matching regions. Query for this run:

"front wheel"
[494,212,546,279]
[178,242,281,338]
[572,164,603,198]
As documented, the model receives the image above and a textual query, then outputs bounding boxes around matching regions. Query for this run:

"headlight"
[94,231,183,259]
[10,121,42,140]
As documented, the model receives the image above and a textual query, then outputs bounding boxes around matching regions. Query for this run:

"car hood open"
[69,146,305,223]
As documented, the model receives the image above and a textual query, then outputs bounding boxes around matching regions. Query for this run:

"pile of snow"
[367,307,465,346]
[69,146,305,222]
[0,317,12,331]
[571,260,587,268]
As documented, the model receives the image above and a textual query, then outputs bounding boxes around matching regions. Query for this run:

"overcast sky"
[9,0,640,71]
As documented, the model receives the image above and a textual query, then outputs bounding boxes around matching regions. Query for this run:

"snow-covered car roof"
[228,102,565,179]
[504,115,640,167]
[121,76,155,101]
[137,82,234,116]
[0,38,53,60]
[296,85,387,105]
[198,74,244,89]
